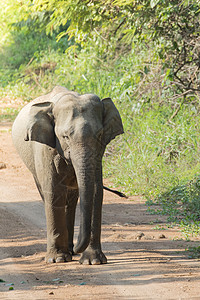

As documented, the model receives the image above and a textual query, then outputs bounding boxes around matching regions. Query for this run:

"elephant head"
[24,87,124,253]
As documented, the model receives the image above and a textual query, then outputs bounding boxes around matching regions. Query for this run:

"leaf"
[113,0,136,5]
[136,5,144,11]
[144,66,149,74]
[65,45,78,54]
[56,31,68,42]
[150,0,160,8]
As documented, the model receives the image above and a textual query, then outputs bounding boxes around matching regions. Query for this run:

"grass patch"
[187,246,200,259]
[0,107,20,121]
[145,175,200,238]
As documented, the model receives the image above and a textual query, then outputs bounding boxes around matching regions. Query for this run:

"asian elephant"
[12,86,124,265]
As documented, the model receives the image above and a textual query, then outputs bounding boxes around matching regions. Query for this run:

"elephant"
[12,86,124,265]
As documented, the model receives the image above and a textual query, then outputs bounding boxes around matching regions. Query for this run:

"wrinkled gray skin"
[12,86,124,265]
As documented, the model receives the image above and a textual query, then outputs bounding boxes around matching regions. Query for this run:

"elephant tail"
[103,186,128,198]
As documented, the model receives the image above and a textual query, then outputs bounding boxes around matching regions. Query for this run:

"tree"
[15,1,200,93]
[4,0,200,95]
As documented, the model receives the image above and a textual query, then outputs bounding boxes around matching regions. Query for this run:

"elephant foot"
[79,249,107,265]
[45,251,72,263]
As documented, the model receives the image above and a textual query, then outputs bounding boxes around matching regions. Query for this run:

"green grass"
[0,107,20,121]
[187,246,200,259]
[104,104,200,197]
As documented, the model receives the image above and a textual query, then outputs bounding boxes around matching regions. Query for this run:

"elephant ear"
[102,97,124,146]
[24,102,56,148]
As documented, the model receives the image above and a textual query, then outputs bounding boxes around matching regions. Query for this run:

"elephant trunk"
[71,152,95,254]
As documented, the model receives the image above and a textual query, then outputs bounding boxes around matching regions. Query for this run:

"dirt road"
[1,122,200,299]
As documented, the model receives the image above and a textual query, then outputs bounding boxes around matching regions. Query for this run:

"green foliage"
[0,107,20,122]
[146,175,200,237]
[105,103,200,195]
[3,1,200,94]
[187,245,200,259]
[152,176,200,220]
[0,1,73,86]
[17,0,200,93]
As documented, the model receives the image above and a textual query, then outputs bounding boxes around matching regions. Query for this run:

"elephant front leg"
[44,200,72,263]
[79,244,107,265]
[79,180,107,265]
[66,189,79,255]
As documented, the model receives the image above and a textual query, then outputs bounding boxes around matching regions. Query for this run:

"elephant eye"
[63,135,70,140]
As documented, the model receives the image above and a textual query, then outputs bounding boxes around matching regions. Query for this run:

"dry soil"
[1,122,200,299]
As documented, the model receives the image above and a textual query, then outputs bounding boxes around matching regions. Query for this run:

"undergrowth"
[0,107,20,122]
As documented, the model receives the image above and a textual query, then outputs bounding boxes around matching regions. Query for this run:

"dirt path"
[1,123,200,299]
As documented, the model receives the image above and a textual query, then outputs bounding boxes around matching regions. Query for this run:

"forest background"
[1,0,200,241]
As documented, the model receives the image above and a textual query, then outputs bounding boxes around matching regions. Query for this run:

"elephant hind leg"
[34,176,44,201]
